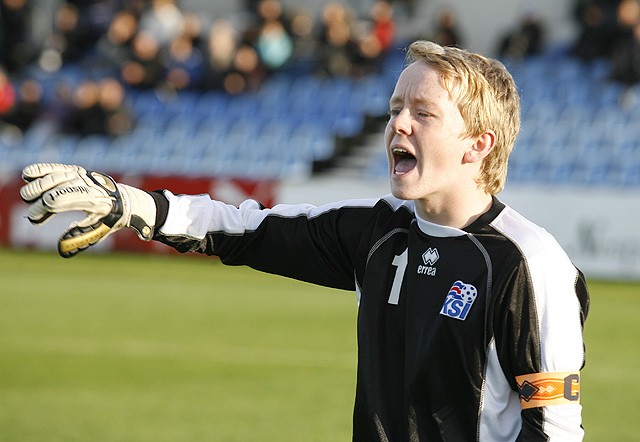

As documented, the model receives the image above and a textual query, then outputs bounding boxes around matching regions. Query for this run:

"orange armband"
[516,371,580,409]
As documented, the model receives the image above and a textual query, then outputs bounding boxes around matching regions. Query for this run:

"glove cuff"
[117,184,157,241]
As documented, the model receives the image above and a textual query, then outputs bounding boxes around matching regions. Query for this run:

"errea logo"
[417,248,439,276]
[422,248,439,265]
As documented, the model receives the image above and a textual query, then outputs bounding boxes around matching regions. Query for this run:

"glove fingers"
[58,217,114,258]
[20,170,86,203]
[22,163,83,182]
[41,180,112,214]
[25,187,106,225]
[74,212,103,228]
[26,198,55,225]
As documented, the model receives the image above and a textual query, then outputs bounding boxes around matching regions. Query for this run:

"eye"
[388,108,401,119]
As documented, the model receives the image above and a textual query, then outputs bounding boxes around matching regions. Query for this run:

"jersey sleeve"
[492,210,590,441]
[151,190,377,290]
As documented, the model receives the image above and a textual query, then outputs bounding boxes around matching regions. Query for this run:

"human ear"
[463,130,496,164]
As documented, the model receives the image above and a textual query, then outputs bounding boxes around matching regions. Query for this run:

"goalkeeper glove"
[20,163,157,258]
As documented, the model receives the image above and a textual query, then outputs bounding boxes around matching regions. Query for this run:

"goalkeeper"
[20,40,589,441]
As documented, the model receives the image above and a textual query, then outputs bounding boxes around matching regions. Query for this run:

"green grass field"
[0,248,637,441]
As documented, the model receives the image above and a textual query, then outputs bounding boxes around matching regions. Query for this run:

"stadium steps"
[317,129,388,180]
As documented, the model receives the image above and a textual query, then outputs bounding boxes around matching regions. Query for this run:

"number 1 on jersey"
[389,248,408,305]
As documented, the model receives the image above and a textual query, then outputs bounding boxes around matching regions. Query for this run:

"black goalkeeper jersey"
[152,191,589,442]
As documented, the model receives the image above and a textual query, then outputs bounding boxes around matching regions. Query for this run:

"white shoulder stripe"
[491,205,584,373]
[488,205,585,440]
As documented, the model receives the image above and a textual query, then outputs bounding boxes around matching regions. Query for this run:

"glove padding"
[20,163,156,258]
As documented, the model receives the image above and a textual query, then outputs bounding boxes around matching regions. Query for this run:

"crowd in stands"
[1,0,639,163]
[573,0,640,86]
[0,0,404,143]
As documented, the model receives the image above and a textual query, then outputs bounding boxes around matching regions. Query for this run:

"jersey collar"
[414,196,506,237]
[415,216,466,237]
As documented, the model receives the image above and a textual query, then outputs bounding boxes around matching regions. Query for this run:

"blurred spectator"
[1,78,43,132]
[46,80,75,129]
[44,0,117,65]
[316,2,356,77]
[138,0,183,46]
[162,32,205,90]
[256,20,293,71]
[227,44,268,93]
[61,77,132,137]
[182,11,206,49]
[371,1,396,52]
[611,0,640,84]
[61,79,105,136]
[429,7,464,48]
[122,0,147,18]
[257,0,285,24]
[614,0,640,40]
[202,18,240,90]
[498,3,546,59]
[47,2,84,62]
[240,0,293,74]
[610,22,640,85]
[573,0,621,60]
[67,0,118,39]
[0,68,19,144]
[97,77,134,136]
[350,21,382,78]
[0,0,38,73]
[287,7,318,70]
[96,11,138,74]
[350,0,396,77]
[120,31,164,89]
[0,68,16,116]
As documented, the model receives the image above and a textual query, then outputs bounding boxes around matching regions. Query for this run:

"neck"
[414,191,493,230]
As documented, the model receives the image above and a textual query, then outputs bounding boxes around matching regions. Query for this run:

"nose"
[390,109,411,136]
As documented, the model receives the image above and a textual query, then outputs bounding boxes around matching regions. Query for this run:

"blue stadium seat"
[547,159,581,184]
[193,91,230,118]
[333,109,365,138]
[586,57,612,82]
[364,151,389,178]
[131,90,166,116]
[226,94,261,120]
[355,74,395,117]
[290,123,335,161]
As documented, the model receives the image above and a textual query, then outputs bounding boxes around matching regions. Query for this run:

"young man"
[20,40,589,441]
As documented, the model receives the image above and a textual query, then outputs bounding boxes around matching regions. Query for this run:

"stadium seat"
[355,73,395,117]
[131,90,166,116]
[193,91,231,118]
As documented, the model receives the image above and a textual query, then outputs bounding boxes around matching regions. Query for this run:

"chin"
[389,181,414,201]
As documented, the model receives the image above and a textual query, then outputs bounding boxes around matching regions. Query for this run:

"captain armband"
[516,371,580,409]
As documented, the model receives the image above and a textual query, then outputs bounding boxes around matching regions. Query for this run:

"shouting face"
[385,62,477,210]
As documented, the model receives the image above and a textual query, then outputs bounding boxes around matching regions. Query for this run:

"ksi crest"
[440,281,478,321]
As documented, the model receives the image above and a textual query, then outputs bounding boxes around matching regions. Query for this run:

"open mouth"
[392,147,417,175]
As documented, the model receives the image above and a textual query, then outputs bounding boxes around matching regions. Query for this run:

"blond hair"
[406,41,520,195]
